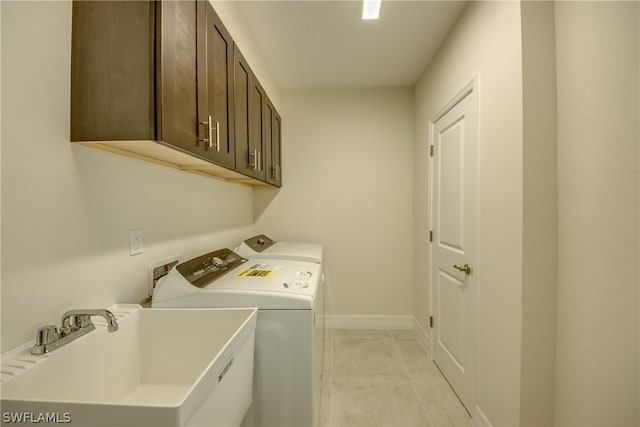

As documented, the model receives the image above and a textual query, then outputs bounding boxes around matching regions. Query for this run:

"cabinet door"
[234,46,251,176]
[234,46,263,179]
[157,0,201,153]
[273,110,282,187]
[71,0,156,142]
[265,98,282,187]
[249,78,267,181]
[197,2,235,168]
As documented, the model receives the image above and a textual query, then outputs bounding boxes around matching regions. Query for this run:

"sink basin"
[1,305,257,426]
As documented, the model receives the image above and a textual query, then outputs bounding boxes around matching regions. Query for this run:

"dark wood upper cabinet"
[234,45,281,184]
[71,0,203,153]
[71,0,279,187]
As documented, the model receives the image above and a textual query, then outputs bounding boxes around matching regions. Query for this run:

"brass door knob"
[453,264,472,275]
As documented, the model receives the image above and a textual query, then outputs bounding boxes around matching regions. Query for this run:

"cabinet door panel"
[264,98,282,187]
[250,80,267,181]
[234,46,253,176]
[157,0,201,154]
[272,109,282,187]
[264,100,274,184]
[200,4,235,167]
[71,0,155,141]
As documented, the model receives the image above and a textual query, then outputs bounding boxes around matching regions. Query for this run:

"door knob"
[453,264,472,275]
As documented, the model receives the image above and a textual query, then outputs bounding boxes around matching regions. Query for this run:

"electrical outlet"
[129,229,143,256]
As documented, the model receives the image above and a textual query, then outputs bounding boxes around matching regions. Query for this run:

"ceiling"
[237,0,468,89]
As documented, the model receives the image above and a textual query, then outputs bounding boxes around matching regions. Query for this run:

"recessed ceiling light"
[362,0,381,20]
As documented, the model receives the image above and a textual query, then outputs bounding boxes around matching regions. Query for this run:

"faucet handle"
[72,314,93,329]
[35,325,59,346]
[61,313,92,332]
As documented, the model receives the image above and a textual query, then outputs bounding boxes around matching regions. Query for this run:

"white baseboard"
[472,406,492,427]
[413,317,431,353]
[324,315,414,330]
[323,315,432,350]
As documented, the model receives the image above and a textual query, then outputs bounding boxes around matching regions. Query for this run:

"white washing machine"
[235,234,323,263]
[152,248,324,427]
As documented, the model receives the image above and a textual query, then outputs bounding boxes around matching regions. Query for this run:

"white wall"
[520,2,558,424]
[554,2,639,425]
[253,88,415,318]
[0,0,4,346]
[414,2,525,424]
[0,0,274,352]
[416,2,639,425]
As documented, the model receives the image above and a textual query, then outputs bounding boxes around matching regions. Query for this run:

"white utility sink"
[1,305,257,426]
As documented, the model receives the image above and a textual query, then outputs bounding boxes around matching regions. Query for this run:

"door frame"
[428,75,479,411]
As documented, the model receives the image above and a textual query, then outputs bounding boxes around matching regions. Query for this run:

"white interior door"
[430,81,477,412]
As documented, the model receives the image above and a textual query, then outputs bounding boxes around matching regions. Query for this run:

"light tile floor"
[318,329,471,427]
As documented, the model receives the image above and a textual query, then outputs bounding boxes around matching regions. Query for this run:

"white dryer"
[235,234,323,263]
[152,249,324,427]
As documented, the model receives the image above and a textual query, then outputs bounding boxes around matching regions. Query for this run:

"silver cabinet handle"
[250,149,257,169]
[250,150,262,171]
[207,116,213,149]
[200,117,219,151]
[215,121,220,152]
[199,116,210,146]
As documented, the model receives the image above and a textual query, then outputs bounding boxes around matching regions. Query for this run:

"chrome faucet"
[31,309,118,355]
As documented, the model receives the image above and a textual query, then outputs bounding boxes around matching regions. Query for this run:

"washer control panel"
[176,248,247,288]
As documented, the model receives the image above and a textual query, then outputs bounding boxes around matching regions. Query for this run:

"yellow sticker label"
[237,264,281,278]
[237,269,276,278]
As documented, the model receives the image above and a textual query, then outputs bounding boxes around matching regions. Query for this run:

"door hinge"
[429,230,433,242]
[429,145,434,157]
[429,316,434,328]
